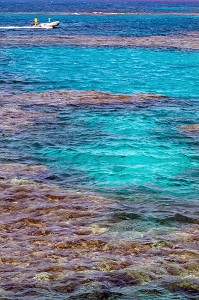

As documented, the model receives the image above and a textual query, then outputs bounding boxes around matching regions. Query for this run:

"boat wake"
[0,26,36,29]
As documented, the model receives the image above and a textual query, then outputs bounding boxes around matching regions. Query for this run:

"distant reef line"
[1,12,199,16]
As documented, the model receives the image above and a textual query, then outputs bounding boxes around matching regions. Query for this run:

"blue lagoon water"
[0,1,199,299]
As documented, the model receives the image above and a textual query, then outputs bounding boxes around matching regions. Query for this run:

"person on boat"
[48,18,51,23]
[34,17,39,26]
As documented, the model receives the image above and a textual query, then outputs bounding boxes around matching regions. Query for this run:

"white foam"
[0,25,53,30]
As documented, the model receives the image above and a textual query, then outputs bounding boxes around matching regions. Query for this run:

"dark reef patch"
[0,89,167,107]
[0,104,54,132]
[1,32,199,50]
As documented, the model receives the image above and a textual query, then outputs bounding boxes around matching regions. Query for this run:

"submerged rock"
[163,277,199,296]
[0,104,53,132]
[180,124,199,133]
[0,163,50,180]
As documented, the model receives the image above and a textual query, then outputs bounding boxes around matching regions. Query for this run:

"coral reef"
[0,89,167,107]
[1,32,199,49]
[0,163,198,298]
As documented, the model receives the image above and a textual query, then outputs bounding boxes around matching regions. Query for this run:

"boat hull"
[0,21,60,30]
[33,21,60,29]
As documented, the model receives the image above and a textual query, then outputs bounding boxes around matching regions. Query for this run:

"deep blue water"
[0,0,199,13]
[0,13,199,37]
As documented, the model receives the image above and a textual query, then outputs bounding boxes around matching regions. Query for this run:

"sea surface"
[0,1,199,299]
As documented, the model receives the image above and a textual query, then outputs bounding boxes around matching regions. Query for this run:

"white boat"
[32,21,60,29]
[0,21,60,30]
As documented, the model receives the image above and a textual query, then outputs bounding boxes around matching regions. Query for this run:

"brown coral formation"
[0,163,51,181]
[0,89,167,107]
[0,163,199,297]
[0,104,53,132]
[1,32,199,49]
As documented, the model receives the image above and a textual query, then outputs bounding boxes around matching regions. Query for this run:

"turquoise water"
[0,8,199,300]
[1,47,199,97]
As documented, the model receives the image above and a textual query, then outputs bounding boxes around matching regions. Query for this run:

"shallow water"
[0,3,199,300]
[1,47,199,97]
